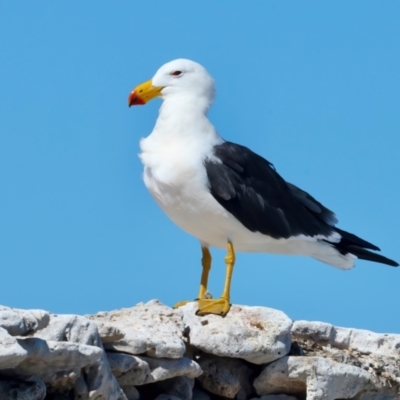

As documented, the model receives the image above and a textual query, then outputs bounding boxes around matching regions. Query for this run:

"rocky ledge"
[0,300,399,400]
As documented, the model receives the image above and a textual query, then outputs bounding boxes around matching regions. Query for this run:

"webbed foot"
[196,297,231,316]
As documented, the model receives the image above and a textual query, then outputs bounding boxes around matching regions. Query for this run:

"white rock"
[143,356,201,383]
[292,320,400,358]
[30,313,127,400]
[0,326,27,369]
[181,302,292,364]
[33,314,102,346]
[0,308,27,336]
[108,352,151,385]
[88,300,186,358]
[254,356,371,400]
[30,309,51,330]
[108,352,202,386]
[107,352,142,375]
[2,301,399,400]
[0,375,46,400]
[97,323,125,343]
[0,306,49,336]
[15,338,103,375]
[197,354,251,399]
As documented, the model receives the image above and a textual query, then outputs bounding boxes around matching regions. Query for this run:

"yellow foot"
[196,297,231,316]
[173,300,193,309]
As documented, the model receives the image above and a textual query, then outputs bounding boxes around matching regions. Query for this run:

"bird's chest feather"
[139,140,211,213]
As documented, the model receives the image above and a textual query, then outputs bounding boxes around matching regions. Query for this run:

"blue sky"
[0,2,399,333]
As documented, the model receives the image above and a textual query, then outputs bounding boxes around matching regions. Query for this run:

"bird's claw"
[196,297,231,316]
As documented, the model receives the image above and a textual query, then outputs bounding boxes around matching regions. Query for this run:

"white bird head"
[128,59,215,107]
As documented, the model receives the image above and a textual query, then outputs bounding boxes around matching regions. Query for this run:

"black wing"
[204,141,335,239]
[204,141,398,266]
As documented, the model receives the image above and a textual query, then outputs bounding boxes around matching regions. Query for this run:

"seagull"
[128,59,398,316]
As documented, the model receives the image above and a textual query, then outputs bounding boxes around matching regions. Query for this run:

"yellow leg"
[173,246,212,309]
[198,247,212,299]
[197,241,235,316]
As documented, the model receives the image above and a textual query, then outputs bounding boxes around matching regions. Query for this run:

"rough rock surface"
[88,300,186,359]
[0,306,49,336]
[108,353,202,386]
[196,354,252,399]
[0,327,27,369]
[181,302,292,364]
[254,356,371,399]
[0,300,399,399]
[292,320,400,358]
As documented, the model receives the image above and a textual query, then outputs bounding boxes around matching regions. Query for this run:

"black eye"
[170,70,182,77]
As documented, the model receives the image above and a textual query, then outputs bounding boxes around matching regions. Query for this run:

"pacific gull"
[128,59,398,316]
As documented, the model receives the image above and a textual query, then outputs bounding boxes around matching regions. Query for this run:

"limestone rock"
[197,354,252,399]
[34,314,126,400]
[29,313,127,400]
[181,302,292,364]
[0,306,49,336]
[0,375,46,400]
[15,338,103,375]
[292,320,400,358]
[254,356,372,400]
[97,323,125,343]
[88,300,186,359]
[107,353,151,385]
[32,313,102,346]
[0,327,27,369]
[291,320,400,394]
[108,352,202,386]
[1,301,400,400]
[142,356,202,383]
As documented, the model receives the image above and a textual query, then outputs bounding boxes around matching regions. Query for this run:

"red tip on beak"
[128,91,145,107]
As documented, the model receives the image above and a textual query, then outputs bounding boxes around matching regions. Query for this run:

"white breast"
[139,129,235,247]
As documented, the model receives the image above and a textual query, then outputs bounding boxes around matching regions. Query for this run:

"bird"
[127,59,398,316]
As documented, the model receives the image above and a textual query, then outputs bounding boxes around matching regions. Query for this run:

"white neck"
[139,93,223,179]
[150,94,219,143]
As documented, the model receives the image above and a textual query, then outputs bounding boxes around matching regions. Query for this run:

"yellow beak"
[128,80,163,106]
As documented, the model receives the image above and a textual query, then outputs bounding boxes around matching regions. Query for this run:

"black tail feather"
[335,227,380,251]
[345,245,398,267]
[330,228,398,267]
